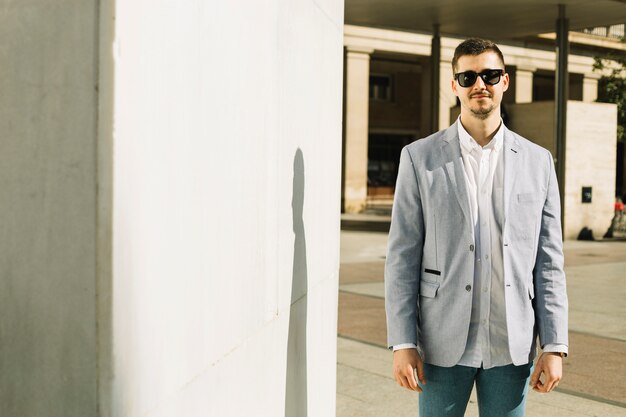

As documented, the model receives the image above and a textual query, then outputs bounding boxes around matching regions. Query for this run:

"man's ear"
[502,73,510,93]
[451,78,459,96]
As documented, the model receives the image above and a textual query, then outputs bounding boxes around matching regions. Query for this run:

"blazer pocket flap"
[528,285,535,300]
[518,192,538,203]
[420,280,440,298]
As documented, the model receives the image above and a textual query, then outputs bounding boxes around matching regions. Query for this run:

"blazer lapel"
[503,126,521,226]
[440,122,472,228]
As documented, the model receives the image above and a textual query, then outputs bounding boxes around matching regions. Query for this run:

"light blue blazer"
[385,121,568,367]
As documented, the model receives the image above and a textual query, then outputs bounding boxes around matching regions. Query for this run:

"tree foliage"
[593,42,626,143]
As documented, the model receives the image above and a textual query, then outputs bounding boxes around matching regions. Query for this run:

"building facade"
[342,24,624,238]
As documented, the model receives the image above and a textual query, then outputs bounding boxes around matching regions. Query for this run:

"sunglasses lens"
[458,72,477,87]
[483,70,502,85]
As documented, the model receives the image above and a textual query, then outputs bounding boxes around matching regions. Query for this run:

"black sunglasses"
[454,69,504,88]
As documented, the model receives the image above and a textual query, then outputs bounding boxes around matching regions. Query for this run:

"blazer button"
[469,244,475,252]
[465,284,472,291]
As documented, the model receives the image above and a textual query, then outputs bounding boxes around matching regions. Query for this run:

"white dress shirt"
[393,118,567,365]
[456,118,510,368]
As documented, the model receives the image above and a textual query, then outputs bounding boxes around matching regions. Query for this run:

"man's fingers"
[391,349,425,392]
[403,365,423,392]
[399,375,409,389]
[394,373,402,387]
[544,374,561,392]
[415,362,427,385]
[408,366,424,392]
[399,374,418,392]
[532,380,547,393]
[530,366,541,388]
[395,366,422,392]
[404,365,418,390]
[530,368,549,393]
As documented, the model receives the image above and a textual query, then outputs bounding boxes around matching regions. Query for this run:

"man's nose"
[473,75,487,89]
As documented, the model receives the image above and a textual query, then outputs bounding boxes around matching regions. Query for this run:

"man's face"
[452,51,509,120]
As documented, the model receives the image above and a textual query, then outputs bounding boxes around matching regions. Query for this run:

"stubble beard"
[469,103,496,120]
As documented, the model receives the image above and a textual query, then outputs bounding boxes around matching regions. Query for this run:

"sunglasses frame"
[454,69,505,88]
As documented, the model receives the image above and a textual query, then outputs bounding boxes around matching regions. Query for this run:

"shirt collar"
[457,117,504,155]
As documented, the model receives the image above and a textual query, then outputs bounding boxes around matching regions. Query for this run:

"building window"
[370,74,394,102]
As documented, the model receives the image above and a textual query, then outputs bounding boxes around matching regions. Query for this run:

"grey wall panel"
[0,2,98,416]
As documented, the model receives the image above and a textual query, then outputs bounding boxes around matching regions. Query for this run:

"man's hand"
[530,352,563,393]
[393,348,426,392]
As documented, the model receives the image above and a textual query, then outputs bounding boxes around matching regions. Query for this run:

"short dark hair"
[452,38,505,74]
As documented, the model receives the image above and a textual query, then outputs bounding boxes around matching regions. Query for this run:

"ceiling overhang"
[345,0,626,40]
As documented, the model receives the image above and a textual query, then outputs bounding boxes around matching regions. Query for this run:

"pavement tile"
[339,262,385,285]
[338,292,387,348]
[561,332,626,405]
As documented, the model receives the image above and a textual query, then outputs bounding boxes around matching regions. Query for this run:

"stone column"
[344,46,373,213]
[515,66,535,104]
[439,60,458,130]
[582,73,600,103]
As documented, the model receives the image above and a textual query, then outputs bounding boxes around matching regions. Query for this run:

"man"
[385,38,568,417]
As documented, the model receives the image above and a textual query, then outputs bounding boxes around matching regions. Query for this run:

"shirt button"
[469,244,475,252]
[465,284,472,291]
[482,319,487,325]
[485,255,489,260]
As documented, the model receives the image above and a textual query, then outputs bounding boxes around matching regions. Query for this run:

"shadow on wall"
[285,148,308,417]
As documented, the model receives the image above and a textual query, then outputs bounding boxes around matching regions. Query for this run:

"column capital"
[515,65,537,73]
[346,46,374,55]
[583,72,602,80]
[582,74,599,102]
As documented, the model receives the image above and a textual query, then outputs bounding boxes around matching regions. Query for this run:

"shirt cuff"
[542,343,568,357]
[393,343,418,351]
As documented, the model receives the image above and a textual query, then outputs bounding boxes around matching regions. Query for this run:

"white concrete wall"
[563,102,617,239]
[507,101,617,239]
[507,102,556,153]
[103,1,344,417]
[0,2,99,416]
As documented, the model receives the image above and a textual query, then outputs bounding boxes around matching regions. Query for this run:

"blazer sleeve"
[385,146,425,349]
[533,150,569,349]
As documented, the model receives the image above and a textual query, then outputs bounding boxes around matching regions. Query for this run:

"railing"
[577,24,625,40]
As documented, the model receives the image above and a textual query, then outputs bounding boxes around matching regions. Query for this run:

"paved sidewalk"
[337,230,626,416]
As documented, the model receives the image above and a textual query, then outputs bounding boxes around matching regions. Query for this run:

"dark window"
[369,74,394,102]
[368,133,414,189]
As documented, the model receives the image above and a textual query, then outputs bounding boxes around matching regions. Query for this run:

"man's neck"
[459,111,502,147]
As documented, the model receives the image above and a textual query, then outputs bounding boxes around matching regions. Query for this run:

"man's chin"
[469,106,495,120]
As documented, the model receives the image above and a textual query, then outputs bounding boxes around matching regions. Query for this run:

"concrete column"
[515,67,536,104]
[439,60,458,130]
[555,4,570,231]
[582,73,601,103]
[344,46,373,213]
[430,25,440,134]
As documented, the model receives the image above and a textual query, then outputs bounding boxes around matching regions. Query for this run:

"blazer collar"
[503,126,522,222]
[440,120,472,230]
[440,120,522,232]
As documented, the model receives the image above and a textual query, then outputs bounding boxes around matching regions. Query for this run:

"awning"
[345,0,626,39]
